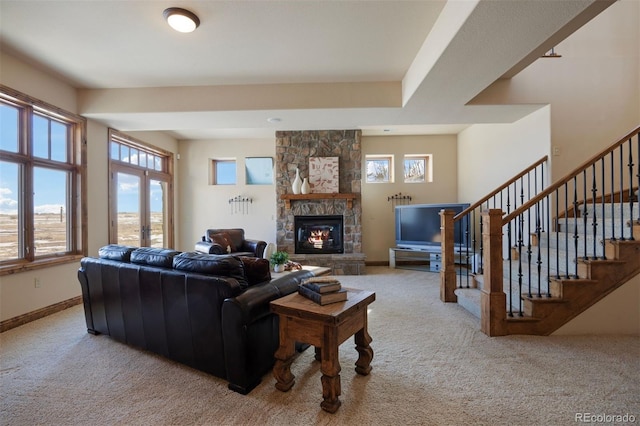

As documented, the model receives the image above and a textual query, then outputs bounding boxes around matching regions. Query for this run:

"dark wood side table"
[270,288,375,413]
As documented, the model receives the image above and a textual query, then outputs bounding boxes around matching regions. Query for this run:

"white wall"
[471,0,639,182]
[361,134,457,262]
[457,106,551,203]
[177,138,277,252]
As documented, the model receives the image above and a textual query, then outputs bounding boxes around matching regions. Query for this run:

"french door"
[108,130,173,248]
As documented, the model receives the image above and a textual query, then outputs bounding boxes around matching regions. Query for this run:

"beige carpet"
[1,267,638,425]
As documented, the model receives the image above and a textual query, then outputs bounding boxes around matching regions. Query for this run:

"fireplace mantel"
[281,193,358,209]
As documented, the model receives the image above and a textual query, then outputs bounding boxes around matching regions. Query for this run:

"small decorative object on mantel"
[292,167,302,194]
[301,177,310,194]
[269,250,289,273]
[229,195,253,214]
[309,157,339,193]
[388,192,412,211]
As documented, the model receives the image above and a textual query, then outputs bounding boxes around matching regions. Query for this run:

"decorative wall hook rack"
[229,195,253,215]
[388,193,412,210]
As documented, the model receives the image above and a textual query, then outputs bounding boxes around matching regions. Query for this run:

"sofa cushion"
[172,252,248,289]
[238,256,271,286]
[98,244,136,262]
[209,233,235,253]
[130,247,181,268]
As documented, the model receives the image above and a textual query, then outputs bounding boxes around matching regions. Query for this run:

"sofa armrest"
[222,270,314,326]
[241,239,267,258]
[221,269,314,394]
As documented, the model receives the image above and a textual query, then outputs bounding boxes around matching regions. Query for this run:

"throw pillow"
[210,233,235,253]
[239,256,271,286]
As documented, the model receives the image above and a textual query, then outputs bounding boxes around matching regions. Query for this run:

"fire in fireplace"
[294,215,344,254]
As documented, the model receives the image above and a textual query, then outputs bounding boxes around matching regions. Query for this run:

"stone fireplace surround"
[275,130,365,275]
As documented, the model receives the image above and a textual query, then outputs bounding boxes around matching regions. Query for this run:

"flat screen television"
[395,203,470,250]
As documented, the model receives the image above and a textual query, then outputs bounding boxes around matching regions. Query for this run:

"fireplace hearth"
[294,215,344,254]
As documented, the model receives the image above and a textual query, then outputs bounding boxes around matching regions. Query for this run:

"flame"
[308,229,330,248]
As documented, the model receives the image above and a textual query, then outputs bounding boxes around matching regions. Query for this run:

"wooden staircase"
[441,126,640,336]
[505,239,640,335]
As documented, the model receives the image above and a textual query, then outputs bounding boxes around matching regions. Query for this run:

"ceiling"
[0,0,614,140]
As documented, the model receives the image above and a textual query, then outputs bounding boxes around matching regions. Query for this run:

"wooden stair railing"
[460,125,640,336]
[440,156,549,303]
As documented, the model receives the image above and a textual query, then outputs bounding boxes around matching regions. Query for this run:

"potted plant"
[269,250,289,272]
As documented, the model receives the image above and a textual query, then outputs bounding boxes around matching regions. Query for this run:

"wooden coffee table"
[270,288,375,413]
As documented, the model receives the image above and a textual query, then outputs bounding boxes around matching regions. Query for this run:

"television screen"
[395,203,470,250]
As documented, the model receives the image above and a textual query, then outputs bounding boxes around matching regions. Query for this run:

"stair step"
[582,203,638,220]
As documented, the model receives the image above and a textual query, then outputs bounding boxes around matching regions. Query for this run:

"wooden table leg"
[354,324,373,375]
[320,327,341,413]
[273,317,296,392]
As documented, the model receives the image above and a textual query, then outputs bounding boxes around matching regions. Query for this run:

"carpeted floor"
[1,267,638,425]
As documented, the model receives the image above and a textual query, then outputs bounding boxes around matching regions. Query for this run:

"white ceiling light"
[163,7,200,33]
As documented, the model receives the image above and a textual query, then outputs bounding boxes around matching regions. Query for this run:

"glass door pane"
[149,179,165,248]
[116,172,142,246]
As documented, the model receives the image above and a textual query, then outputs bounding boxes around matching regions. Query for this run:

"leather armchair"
[195,228,267,258]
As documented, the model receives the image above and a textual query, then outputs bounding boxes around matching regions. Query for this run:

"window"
[108,130,173,248]
[365,155,393,183]
[0,86,86,273]
[210,159,236,185]
[403,155,431,183]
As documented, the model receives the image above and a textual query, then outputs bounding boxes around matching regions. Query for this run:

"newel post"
[481,209,507,336]
[440,209,457,302]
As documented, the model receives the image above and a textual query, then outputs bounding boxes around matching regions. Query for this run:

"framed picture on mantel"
[309,157,339,193]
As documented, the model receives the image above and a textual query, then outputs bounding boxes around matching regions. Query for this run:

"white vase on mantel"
[292,168,302,194]
[301,178,310,194]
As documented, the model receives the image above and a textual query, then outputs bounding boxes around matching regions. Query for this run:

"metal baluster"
[620,146,626,240]
[636,133,640,240]
[628,138,635,240]
[611,151,616,241]
[547,193,552,297]
[582,170,588,259]
[591,164,598,258]
[526,173,532,298]
[556,188,561,279]
[507,219,513,317]
[535,201,542,297]
[478,208,484,274]
[601,157,607,259]
[518,213,524,316]
[573,176,579,278]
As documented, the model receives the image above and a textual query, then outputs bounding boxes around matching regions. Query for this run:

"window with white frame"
[365,155,393,183]
[404,154,432,183]
[210,159,237,185]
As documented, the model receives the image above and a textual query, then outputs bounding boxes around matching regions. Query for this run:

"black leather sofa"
[77,245,313,394]
[195,228,267,258]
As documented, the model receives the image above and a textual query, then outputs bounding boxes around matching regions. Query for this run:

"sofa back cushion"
[172,252,248,289]
[131,247,181,268]
[98,244,136,262]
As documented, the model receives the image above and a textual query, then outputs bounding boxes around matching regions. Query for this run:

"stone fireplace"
[275,130,365,274]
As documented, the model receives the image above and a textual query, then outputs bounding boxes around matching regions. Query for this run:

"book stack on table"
[298,276,348,305]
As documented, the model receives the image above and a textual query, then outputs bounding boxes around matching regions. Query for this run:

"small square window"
[211,159,236,185]
[404,155,431,183]
[366,155,392,183]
